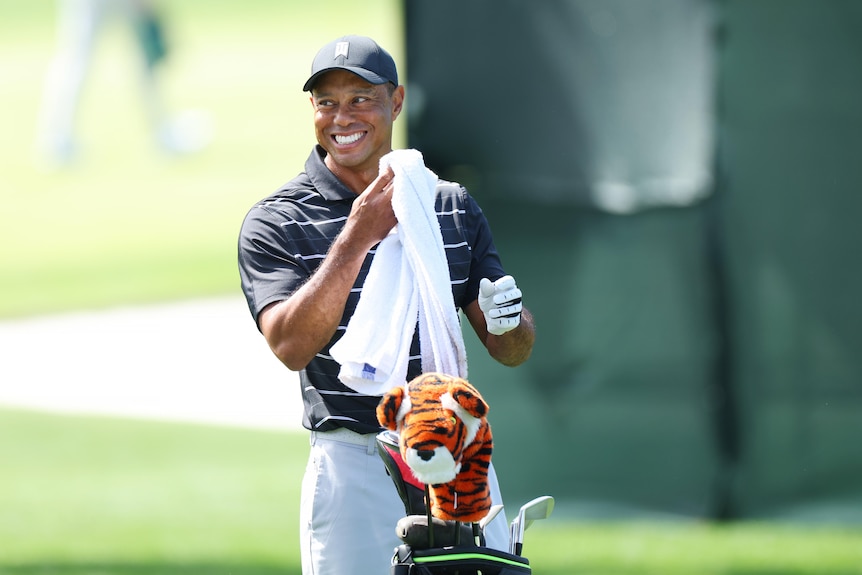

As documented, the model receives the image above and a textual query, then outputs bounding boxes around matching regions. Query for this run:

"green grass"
[2,408,861,575]
[0,408,306,574]
[528,522,862,574]
[0,0,404,319]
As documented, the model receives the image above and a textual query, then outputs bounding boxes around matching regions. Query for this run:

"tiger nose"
[416,449,435,461]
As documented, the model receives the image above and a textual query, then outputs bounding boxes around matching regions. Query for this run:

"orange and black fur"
[377,372,493,523]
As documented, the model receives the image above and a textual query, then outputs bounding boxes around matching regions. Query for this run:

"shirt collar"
[305,145,356,202]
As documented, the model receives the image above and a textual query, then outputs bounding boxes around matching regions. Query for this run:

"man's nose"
[333,106,353,126]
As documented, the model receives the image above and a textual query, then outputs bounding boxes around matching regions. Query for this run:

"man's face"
[311,69,404,176]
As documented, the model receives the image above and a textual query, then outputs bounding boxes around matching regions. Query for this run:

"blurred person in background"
[35,0,210,168]
[238,35,535,575]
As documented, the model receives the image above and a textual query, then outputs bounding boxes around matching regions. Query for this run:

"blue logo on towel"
[362,363,377,380]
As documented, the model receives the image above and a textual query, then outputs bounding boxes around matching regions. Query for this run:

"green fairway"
[0,408,307,573]
[527,521,862,574]
[2,408,861,575]
[0,0,404,318]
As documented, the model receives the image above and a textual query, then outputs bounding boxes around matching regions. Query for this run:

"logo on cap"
[334,41,349,60]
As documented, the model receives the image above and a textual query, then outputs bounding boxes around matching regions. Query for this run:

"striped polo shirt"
[238,146,506,433]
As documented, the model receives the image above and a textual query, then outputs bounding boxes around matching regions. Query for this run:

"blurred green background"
[403,0,862,525]
[2,0,862,573]
[0,0,403,318]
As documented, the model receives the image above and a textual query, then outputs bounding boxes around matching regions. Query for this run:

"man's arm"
[464,300,535,367]
[259,169,396,371]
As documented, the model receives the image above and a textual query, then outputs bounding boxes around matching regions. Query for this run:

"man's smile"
[334,132,365,145]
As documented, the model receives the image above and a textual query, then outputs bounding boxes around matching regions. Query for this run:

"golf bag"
[376,430,533,575]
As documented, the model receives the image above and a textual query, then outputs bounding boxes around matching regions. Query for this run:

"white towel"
[329,149,468,395]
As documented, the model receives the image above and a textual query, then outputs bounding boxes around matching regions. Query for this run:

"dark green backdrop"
[404,0,862,521]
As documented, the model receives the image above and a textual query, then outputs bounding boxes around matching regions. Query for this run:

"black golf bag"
[376,430,533,575]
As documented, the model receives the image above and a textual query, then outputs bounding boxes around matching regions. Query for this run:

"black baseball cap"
[303,35,399,92]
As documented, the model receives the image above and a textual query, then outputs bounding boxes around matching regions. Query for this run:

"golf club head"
[479,504,504,530]
[514,495,554,555]
[523,495,554,530]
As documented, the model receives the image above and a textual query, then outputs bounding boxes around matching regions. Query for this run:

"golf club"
[479,504,504,530]
[513,495,554,555]
[508,514,521,554]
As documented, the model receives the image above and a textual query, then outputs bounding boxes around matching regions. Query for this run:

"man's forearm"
[259,235,369,370]
[484,307,535,367]
[259,170,399,370]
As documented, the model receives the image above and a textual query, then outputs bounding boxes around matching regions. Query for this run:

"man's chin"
[324,149,380,178]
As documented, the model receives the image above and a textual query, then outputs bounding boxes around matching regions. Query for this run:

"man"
[238,35,535,575]
[35,0,208,167]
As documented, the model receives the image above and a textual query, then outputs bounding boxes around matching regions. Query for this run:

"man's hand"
[342,167,397,252]
[259,168,397,371]
[478,275,523,336]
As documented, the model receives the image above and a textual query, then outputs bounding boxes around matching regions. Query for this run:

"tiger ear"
[449,380,488,419]
[376,385,407,430]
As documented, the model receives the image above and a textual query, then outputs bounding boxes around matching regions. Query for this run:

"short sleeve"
[462,191,506,305]
[237,206,310,328]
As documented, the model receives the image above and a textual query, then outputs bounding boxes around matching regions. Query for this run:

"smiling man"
[237,35,535,575]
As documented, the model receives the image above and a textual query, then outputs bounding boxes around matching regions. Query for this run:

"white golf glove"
[478,275,523,336]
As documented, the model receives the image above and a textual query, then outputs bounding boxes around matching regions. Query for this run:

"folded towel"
[330,149,468,395]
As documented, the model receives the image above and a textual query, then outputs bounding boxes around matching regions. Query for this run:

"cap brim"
[303,66,390,92]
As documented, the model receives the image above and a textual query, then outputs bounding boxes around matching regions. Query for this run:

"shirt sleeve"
[237,206,310,329]
[462,190,507,305]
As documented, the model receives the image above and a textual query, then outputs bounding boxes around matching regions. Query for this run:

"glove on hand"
[478,275,523,336]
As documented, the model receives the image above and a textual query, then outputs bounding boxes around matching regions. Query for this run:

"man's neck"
[325,155,382,195]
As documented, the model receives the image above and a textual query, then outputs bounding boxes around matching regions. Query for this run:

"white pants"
[300,429,510,575]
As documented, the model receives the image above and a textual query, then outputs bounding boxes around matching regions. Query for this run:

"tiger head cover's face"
[377,372,489,486]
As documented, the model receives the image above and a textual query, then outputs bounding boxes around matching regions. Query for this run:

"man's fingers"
[365,168,393,194]
[486,314,521,335]
[494,275,516,291]
[479,277,495,298]
[481,275,522,335]
[487,302,523,319]
[493,287,522,306]
[497,316,521,329]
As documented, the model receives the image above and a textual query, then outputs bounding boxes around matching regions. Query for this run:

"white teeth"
[335,132,363,145]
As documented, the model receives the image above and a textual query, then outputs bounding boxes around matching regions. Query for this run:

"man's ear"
[391,84,406,120]
[376,385,406,430]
